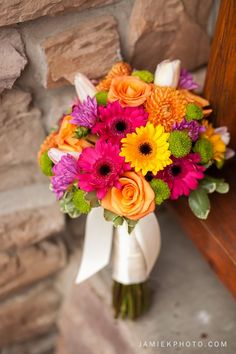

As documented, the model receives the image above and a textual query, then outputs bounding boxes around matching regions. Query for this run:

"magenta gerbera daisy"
[92,101,148,144]
[77,140,130,199]
[156,153,205,200]
[52,155,79,199]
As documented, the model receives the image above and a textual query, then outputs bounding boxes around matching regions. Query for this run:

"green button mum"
[132,70,154,83]
[186,103,203,121]
[39,151,53,176]
[72,189,91,214]
[168,130,192,158]
[193,138,214,164]
[95,91,108,106]
[150,179,170,205]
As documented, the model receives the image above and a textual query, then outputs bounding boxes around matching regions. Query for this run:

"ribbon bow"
[75,207,161,285]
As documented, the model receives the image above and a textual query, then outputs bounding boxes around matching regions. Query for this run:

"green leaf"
[104,209,118,222]
[85,191,99,207]
[203,176,230,194]
[104,209,124,228]
[200,179,216,193]
[188,188,210,219]
[125,218,138,234]
[113,216,124,227]
[59,190,81,218]
[215,182,229,194]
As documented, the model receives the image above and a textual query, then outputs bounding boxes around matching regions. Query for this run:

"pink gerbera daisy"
[157,153,205,200]
[92,101,148,144]
[78,140,130,199]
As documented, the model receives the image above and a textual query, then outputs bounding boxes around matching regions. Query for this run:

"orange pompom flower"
[108,76,152,107]
[96,62,132,92]
[145,86,187,132]
[37,131,58,162]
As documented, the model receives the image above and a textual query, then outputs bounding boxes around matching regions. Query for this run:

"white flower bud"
[215,127,230,145]
[74,73,97,102]
[48,148,80,164]
[154,59,181,88]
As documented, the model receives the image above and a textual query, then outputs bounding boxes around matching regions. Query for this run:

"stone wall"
[0,0,217,353]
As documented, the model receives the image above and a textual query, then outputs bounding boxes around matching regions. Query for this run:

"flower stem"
[112,280,149,320]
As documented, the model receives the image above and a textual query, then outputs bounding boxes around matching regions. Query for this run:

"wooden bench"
[170,0,236,296]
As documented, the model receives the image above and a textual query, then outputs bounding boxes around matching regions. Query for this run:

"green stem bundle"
[112,280,149,320]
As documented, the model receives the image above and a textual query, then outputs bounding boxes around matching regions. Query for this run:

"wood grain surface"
[172,0,236,297]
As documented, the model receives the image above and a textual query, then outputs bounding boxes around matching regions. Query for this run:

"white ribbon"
[75,208,161,285]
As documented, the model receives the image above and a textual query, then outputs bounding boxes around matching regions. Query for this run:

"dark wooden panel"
[204,0,236,149]
[172,0,236,296]
[169,161,236,297]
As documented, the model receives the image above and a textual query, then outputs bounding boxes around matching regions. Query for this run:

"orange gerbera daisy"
[96,62,132,92]
[145,87,187,132]
[201,120,226,161]
[37,131,58,162]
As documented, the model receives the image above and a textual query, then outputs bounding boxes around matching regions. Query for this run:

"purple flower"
[52,155,79,199]
[70,96,98,128]
[172,119,205,142]
[178,69,198,90]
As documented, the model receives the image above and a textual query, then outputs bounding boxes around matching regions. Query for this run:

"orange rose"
[56,115,91,152]
[101,171,155,220]
[108,76,152,107]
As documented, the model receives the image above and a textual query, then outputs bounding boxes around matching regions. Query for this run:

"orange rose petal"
[96,62,132,92]
[127,201,155,221]
[101,172,155,220]
[56,115,92,152]
[108,76,151,107]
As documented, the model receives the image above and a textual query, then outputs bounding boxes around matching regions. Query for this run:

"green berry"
[168,131,192,158]
[193,138,213,164]
[39,151,53,176]
[72,189,91,214]
[186,103,203,121]
[132,70,154,83]
[150,179,170,205]
[95,91,108,106]
[75,126,89,139]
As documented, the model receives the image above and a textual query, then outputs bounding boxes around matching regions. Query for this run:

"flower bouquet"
[38,59,234,319]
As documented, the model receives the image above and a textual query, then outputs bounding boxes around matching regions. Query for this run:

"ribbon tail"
[75,207,113,284]
[112,212,161,285]
[134,212,161,277]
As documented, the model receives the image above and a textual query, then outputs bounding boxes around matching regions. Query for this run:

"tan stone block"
[0,28,27,93]
[0,89,44,168]
[0,281,61,346]
[0,184,65,252]
[42,15,120,88]
[182,0,213,28]
[0,0,117,27]
[128,0,212,72]
[0,164,47,193]
[0,88,46,190]
[0,237,67,300]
